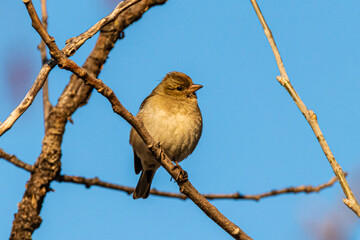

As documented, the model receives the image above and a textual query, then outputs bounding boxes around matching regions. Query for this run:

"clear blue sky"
[1,0,359,239]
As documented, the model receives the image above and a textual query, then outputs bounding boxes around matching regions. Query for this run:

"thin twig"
[249,0,360,217]
[39,0,48,62]
[63,0,141,57]
[57,174,341,201]
[0,0,142,137]
[22,1,251,239]
[0,148,339,200]
[0,60,56,136]
[0,149,34,172]
[39,0,52,132]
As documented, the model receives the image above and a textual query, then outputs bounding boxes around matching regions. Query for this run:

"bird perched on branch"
[130,71,203,199]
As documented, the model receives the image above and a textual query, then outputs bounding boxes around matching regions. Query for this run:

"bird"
[129,71,203,199]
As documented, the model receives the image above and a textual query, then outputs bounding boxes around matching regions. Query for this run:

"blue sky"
[0,0,359,239]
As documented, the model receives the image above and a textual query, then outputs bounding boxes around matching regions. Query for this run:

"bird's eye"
[176,86,183,91]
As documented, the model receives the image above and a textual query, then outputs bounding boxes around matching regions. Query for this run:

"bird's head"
[157,71,203,100]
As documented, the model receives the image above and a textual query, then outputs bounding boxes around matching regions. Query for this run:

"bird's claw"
[172,160,182,171]
[171,161,188,183]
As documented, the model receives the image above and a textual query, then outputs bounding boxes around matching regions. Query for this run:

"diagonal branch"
[22,1,252,239]
[63,0,141,57]
[249,0,360,217]
[0,147,341,201]
[0,0,143,137]
[0,149,34,172]
[0,60,56,136]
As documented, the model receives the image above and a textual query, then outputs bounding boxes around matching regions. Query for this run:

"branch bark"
[0,147,341,201]
[249,0,360,217]
[10,1,168,239]
[57,174,341,201]
[0,149,34,172]
[0,60,56,136]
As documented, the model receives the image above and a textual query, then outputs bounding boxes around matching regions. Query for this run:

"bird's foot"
[156,142,167,161]
[172,160,182,170]
[171,161,188,183]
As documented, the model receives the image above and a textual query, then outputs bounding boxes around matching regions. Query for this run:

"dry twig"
[0,147,340,200]
[249,0,360,217]
[63,0,141,57]
[0,60,56,136]
[0,149,34,172]
[57,174,341,201]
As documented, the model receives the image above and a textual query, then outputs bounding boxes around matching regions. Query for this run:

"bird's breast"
[140,101,202,162]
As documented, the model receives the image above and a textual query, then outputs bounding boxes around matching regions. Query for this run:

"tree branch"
[0,0,143,137]
[38,0,52,133]
[63,0,142,57]
[249,0,360,217]
[0,149,34,172]
[0,60,56,136]
[21,1,252,239]
[10,1,168,239]
[0,147,341,201]
[57,174,341,201]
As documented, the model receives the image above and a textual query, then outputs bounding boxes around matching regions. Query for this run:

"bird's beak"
[188,84,203,93]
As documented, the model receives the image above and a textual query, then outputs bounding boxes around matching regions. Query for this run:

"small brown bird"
[130,71,203,199]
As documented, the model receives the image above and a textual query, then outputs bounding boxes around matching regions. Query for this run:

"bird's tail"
[133,170,156,199]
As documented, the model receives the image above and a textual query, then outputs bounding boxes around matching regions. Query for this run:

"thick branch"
[22,1,252,239]
[10,1,168,239]
[249,0,360,217]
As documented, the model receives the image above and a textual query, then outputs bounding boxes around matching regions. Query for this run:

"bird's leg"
[155,141,188,183]
[155,142,166,161]
[171,161,188,183]
[169,161,180,182]
[173,160,182,170]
